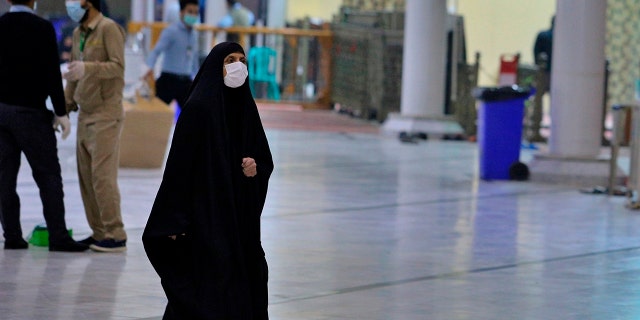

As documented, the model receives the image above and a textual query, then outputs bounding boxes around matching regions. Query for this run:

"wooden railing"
[128,22,334,107]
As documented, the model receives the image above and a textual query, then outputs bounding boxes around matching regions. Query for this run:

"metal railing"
[128,22,333,107]
[609,104,640,208]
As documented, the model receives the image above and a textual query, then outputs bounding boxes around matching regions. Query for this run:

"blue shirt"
[146,21,199,77]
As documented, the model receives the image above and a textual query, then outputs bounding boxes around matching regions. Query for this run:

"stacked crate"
[451,52,481,137]
[331,8,404,122]
[332,3,477,129]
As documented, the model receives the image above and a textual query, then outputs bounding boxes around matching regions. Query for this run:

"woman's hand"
[168,233,186,240]
[242,157,257,177]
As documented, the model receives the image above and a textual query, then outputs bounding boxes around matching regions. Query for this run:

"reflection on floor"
[2,107,639,319]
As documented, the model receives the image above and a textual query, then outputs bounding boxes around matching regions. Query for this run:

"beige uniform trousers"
[76,111,126,241]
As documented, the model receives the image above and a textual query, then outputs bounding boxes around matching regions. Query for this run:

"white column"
[400,0,447,117]
[205,0,230,45]
[527,1,621,186]
[163,0,180,23]
[549,0,606,157]
[267,0,287,28]
[267,0,287,83]
[205,0,228,25]
[131,0,154,22]
[383,0,459,135]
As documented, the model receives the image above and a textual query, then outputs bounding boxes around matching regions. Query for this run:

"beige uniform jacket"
[64,13,125,121]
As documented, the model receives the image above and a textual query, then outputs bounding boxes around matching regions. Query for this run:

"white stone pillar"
[528,0,622,186]
[205,0,228,25]
[131,0,154,22]
[267,0,287,83]
[206,0,230,45]
[549,0,606,157]
[163,0,180,23]
[267,0,286,28]
[401,0,446,117]
[382,0,462,136]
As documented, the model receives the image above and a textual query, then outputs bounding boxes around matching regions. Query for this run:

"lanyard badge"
[79,29,91,61]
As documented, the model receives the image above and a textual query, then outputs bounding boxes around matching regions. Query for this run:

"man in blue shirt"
[144,0,200,109]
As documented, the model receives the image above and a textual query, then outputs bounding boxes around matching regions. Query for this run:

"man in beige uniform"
[64,0,127,252]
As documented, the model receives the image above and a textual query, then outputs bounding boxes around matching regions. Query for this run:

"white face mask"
[223,61,248,88]
[66,1,87,23]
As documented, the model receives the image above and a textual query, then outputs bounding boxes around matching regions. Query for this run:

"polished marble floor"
[2,110,640,319]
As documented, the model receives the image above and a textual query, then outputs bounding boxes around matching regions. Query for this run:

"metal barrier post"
[627,105,640,208]
[610,104,628,195]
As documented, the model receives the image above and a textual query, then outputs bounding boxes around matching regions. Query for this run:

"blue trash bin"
[472,86,532,180]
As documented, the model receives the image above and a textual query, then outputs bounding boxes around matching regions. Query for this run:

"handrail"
[202,26,333,37]
[127,22,334,107]
[128,22,332,47]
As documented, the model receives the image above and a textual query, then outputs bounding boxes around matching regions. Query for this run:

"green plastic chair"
[248,46,281,101]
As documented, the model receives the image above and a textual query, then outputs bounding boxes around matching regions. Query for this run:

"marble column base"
[381,113,464,138]
[528,153,626,187]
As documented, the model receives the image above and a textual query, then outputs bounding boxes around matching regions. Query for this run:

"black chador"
[143,42,273,319]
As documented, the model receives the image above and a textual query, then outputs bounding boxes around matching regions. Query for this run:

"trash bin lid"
[472,85,532,102]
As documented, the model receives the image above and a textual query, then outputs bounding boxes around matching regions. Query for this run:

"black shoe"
[78,236,98,246]
[4,238,28,250]
[90,238,127,252]
[49,239,89,252]
[528,135,547,143]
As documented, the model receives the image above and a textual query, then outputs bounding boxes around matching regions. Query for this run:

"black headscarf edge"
[184,41,248,107]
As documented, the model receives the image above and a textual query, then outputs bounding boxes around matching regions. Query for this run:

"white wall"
[285,0,555,86]
[287,0,342,23]
[457,0,556,86]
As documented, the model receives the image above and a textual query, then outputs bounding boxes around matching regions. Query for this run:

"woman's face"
[223,52,247,77]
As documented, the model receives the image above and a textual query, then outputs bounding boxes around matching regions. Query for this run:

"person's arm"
[146,108,205,239]
[252,122,274,213]
[255,131,273,179]
[83,22,125,79]
[64,71,78,111]
[64,30,79,112]
[191,34,200,77]
[242,112,273,192]
[45,23,66,117]
[146,27,173,70]
[533,33,543,65]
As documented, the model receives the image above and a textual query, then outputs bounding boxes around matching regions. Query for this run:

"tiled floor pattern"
[2,110,640,319]
[257,104,380,134]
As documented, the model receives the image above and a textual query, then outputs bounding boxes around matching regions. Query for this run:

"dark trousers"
[155,72,193,108]
[0,103,70,243]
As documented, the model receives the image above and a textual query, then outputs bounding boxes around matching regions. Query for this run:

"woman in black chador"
[143,42,273,319]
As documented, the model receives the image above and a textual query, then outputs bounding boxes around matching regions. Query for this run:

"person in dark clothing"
[527,16,554,142]
[143,42,273,319]
[0,0,88,252]
[534,16,554,71]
